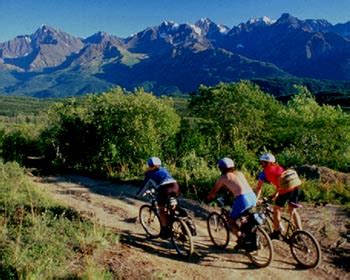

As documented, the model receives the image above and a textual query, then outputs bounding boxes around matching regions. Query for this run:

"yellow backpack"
[279,169,301,189]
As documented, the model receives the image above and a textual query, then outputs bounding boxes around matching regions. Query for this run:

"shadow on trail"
[118,229,296,271]
[39,174,309,271]
[119,230,203,263]
[40,174,213,219]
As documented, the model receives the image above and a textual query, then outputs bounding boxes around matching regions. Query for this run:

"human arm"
[256,179,264,201]
[135,171,156,197]
[207,178,224,201]
[255,171,267,201]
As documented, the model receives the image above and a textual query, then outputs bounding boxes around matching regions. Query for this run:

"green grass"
[0,161,118,279]
[0,95,56,117]
[120,49,144,66]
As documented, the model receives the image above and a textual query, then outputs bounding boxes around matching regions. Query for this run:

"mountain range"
[1,13,350,97]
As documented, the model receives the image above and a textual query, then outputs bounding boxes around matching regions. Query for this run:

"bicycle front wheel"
[246,226,274,268]
[207,212,230,249]
[171,218,194,258]
[261,215,273,235]
[139,205,161,238]
[290,230,321,269]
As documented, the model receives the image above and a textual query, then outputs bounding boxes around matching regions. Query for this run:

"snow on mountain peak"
[190,24,202,36]
[199,18,212,24]
[218,24,229,33]
[161,20,176,26]
[247,16,275,25]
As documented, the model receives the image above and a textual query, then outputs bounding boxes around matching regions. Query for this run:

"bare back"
[217,171,253,197]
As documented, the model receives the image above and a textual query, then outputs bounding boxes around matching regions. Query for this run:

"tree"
[189,81,284,169]
[41,87,181,176]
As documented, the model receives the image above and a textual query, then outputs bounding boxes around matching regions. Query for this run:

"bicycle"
[207,197,274,268]
[139,187,196,258]
[258,197,321,269]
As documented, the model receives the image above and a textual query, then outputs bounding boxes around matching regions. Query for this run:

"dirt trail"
[32,175,348,279]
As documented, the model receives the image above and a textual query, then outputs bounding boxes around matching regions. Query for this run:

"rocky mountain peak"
[276,13,301,26]
[247,16,275,26]
[84,31,112,44]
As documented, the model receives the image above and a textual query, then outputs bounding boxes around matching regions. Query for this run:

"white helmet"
[147,157,161,167]
[218,157,235,169]
[259,153,276,163]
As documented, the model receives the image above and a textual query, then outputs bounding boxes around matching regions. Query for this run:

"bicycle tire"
[171,218,194,258]
[289,230,321,269]
[246,226,274,268]
[261,215,273,235]
[139,205,161,238]
[207,212,230,249]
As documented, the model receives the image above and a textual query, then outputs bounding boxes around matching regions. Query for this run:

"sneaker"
[269,230,281,240]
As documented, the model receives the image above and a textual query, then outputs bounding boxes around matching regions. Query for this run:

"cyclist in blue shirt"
[136,157,180,238]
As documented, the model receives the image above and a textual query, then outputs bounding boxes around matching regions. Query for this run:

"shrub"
[41,87,180,176]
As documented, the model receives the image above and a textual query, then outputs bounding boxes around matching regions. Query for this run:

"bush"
[41,87,180,176]
[168,152,219,200]
[1,130,40,164]
[300,180,350,205]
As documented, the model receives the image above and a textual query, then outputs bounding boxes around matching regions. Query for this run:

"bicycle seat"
[289,202,303,208]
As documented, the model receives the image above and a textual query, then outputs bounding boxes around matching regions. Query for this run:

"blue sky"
[0,0,349,42]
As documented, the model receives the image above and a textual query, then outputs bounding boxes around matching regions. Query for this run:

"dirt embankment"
[32,175,349,279]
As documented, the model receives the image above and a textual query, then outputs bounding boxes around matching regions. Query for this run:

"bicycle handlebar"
[217,197,225,207]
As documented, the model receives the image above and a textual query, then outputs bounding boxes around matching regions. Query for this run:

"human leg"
[271,192,291,239]
[230,192,257,241]
[272,205,282,231]
[289,206,302,230]
[157,182,180,238]
[287,188,302,230]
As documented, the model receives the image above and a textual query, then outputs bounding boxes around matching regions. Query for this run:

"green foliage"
[0,162,118,278]
[189,81,284,170]
[41,87,180,176]
[1,81,349,205]
[169,151,219,200]
[252,77,350,105]
[277,86,350,170]
[188,82,350,173]
[0,95,55,118]
[300,180,350,205]
[1,129,40,164]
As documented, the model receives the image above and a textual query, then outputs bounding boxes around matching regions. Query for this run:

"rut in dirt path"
[31,174,347,280]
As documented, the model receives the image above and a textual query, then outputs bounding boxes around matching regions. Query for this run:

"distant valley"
[1,13,350,98]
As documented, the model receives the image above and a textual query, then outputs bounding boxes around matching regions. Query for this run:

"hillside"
[32,174,349,279]
[1,14,350,97]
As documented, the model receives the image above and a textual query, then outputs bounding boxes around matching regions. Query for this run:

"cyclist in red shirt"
[256,153,302,239]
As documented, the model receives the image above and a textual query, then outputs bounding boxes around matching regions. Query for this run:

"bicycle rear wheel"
[171,218,194,258]
[290,230,321,268]
[246,226,274,268]
[139,205,161,238]
[207,212,230,249]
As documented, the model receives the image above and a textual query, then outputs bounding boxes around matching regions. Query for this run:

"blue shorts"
[230,192,257,220]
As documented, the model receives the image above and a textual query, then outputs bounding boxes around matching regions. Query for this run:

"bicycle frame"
[260,198,298,241]
[142,187,196,235]
[140,187,195,258]
[259,198,321,268]
[207,197,274,268]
